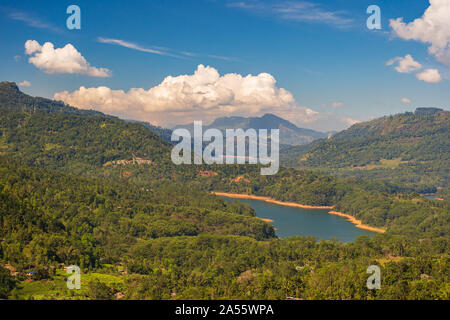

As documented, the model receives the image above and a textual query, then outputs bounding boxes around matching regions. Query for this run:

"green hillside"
[0,82,104,117]
[0,82,173,174]
[282,108,450,193]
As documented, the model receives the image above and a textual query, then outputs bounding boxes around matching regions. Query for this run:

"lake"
[222,197,375,242]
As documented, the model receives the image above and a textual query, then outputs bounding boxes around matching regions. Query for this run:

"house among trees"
[26,270,36,277]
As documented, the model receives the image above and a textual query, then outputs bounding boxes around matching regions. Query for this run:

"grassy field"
[351,158,408,170]
[9,268,127,300]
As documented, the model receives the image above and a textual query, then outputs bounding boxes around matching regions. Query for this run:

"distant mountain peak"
[177,113,328,146]
[261,113,283,120]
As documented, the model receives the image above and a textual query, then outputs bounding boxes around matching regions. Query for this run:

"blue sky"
[0,0,449,131]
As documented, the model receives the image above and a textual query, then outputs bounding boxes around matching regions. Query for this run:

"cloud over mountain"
[54,65,356,131]
[18,80,31,87]
[25,40,111,77]
[55,64,293,122]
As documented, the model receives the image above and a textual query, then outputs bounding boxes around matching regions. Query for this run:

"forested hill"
[125,119,173,143]
[0,82,104,116]
[0,82,172,174]
[282,108,450,193]
[324,107,447,143]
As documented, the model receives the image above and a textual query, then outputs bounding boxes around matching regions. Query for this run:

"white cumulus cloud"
[54,64,296,125]
[24,40,111,77]
[415,69,442,83]
[53,64,352,131]
[390,0,450,66]
[386,54,422,73]
[400,97,411,104]
[18,80,31,87]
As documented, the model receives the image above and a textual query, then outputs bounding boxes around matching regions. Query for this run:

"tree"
[0,266,16,298]
[87,280,114,300]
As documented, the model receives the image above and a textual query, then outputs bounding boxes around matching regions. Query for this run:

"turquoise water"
[222,197,375,242]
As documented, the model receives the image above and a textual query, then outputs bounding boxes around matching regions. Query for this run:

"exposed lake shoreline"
[213,192,386,234]
[213,192,334,209]
[328,211,386,234]
[421,193,444,201]
[256,217,274,223]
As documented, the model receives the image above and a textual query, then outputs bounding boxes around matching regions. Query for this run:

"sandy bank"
[328,211,386,233]
[256,217,274,223]
[214,192,386,234]
[213,192,334,210]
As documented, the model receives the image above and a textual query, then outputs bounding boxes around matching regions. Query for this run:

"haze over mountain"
[125,119,173,143]
[174,113,330,146]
